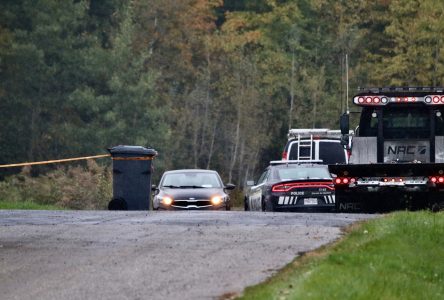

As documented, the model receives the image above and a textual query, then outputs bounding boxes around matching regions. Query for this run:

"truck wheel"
[265,199,274,212]
[431,202,444,212]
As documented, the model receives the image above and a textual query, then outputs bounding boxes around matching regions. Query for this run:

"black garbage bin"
[108,145,157,210]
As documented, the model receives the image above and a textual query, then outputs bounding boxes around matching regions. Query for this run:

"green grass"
[0,199,63,210]
[238,211,444,300]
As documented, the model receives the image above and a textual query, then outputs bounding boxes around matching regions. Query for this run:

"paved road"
[0,210,375,300]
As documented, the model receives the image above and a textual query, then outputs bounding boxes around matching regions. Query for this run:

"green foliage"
[2,0,444,202]
[0,0,168,163]
[239,211,444,300]
[0,161,112,210]
[358,0,444,86]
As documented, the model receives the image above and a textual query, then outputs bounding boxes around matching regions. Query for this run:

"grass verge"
[238,211,444,300]
[0,199,63,210]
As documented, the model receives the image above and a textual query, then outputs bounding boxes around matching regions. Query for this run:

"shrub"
[0,160,112,210]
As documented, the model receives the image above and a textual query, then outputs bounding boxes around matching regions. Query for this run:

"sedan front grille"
[172,199,212,208]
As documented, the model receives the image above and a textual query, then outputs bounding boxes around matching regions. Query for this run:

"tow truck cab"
[331,87,444,212]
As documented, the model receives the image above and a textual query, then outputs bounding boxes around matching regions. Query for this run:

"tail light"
[272,182,334,192]
[272,183,289,192]
[282,151,288,160]
[334,177,355,185]
[429,176,444,184]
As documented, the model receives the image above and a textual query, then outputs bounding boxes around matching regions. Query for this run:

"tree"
[358,0,444,86]
[0,1,168,169]
[0,0,93,163]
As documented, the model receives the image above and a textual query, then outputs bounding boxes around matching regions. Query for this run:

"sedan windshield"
[275,167,331,181]
[161,172,222,188]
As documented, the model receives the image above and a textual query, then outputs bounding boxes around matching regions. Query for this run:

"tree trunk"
[228,95,242,183]
[206,122,217,169]
[312,86,317,128]
[28,98,41,162]
[192,118,199,168]
[199,47,212,160]
[237,139,245,185]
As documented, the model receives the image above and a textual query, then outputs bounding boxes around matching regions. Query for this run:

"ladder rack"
[297,133,313,161]
[287,128,342,140]
[270,159,323,165]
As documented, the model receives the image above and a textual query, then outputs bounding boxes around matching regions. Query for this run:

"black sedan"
[245,161,335,212]
[152,169,235,210]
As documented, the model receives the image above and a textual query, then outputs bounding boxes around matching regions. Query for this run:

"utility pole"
[346,53,349,114]
[289,51,295,130]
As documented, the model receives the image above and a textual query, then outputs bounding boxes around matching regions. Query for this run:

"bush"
[0,160,112,210]
[230,188,246,208]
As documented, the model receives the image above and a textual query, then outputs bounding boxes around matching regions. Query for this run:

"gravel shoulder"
[0,210,376,300]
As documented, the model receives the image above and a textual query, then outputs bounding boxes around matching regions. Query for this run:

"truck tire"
[265,199,274,212]
[261,197,266,212]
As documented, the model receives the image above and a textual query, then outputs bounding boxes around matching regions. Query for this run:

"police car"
[245,161,335,212]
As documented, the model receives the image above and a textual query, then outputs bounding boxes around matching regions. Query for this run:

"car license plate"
[304,198,318,205]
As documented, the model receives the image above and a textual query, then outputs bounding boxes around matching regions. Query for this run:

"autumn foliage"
[2,1,444,208]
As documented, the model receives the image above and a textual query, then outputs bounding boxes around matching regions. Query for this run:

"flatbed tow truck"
[330,87,444,212]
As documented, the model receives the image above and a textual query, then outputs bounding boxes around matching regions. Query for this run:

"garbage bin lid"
[108,145,157,157]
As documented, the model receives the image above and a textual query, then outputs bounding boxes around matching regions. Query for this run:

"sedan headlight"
[211,196,222,205]
[161,196,173,206]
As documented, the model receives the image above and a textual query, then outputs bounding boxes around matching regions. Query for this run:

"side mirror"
[340,135,349,147]
[151,184,158,191]
[225,183,236,190]
[340,113,350,135]
[246,180,255,187]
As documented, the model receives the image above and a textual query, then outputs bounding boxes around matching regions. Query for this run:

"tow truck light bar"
[353,95,444,106]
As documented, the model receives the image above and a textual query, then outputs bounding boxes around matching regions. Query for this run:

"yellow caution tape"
[0,154,111,168]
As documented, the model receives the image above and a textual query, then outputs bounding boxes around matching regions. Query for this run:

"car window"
[257,170,269,185]
[382,106,430,139]
[318,141,346,164]
[162,172,222,188]
[288,141,315,160]
[436,108,444,136]
[359,108,379,137]
[275,167,331,180]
